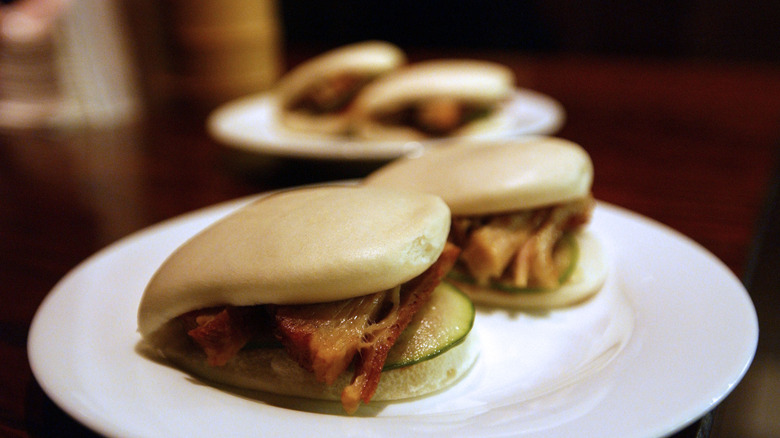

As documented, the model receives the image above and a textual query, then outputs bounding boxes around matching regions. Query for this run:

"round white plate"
[206,90,565,161]
[28,199,757,438]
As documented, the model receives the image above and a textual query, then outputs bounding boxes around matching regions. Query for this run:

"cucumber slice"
[241,283,476,371]
[447,232,579,294]
[383,282,475,370]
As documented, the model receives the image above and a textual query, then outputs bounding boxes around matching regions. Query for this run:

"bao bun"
[137,185,478,404]
[351,59,516,141]
[274,41,406,135]
[364,137,607,308]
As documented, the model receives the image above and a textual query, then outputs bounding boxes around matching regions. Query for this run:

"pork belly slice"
[184,306,265,367]
[272,290,394,386]
[457,211,539,284]
[273,242,460,413]
[454,196,594,289]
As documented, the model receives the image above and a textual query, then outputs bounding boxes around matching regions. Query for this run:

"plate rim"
[206,89,566,161]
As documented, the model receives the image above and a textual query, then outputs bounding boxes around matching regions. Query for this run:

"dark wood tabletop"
[2,49,779,437]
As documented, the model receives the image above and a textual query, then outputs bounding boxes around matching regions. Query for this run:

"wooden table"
[3,50,779,437]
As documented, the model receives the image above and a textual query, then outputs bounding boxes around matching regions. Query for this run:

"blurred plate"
[28,197,757,437]
[207,90,565,161]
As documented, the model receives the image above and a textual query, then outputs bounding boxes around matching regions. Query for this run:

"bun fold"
[138,185,450,339]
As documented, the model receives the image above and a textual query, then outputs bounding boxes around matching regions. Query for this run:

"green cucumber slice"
[447,232,579,294]
[241,282,475,371]
[383,282,475,370]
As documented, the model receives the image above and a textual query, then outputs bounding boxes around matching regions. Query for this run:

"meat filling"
[376,97,494,137]
[180,242,460,413]
[183,306,268,367]
[288,73,371,114]
[450,196,594,289]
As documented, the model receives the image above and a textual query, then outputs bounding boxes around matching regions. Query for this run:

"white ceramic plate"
[28,198,757,438]
[206,90,565,161]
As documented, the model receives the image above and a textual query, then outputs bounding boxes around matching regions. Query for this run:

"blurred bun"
[364,137,593,215]
[449,230,607,308]
[365,137,606,308]
[351,60,515,141]
[274,41,406,135]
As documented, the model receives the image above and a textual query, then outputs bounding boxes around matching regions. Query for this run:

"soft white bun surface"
[449,230,607,308]
[149,329,479,403]
[138,185,450,338]
[352,59,514,114]
[275,40,406,106]
[351,60,515,141]
[274,41,406,135]
[364,137,593,215]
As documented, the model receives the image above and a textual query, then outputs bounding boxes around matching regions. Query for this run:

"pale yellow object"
[364,137,607,308]
[274,40,407,135]
[138,185,450,338]
[364,137,594,215]
[351,59,516,141]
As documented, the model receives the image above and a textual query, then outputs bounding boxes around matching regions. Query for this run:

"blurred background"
[3,0,778,124]
[277,0,779,61]
[123,0,779,110]
[2,1,778,437]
